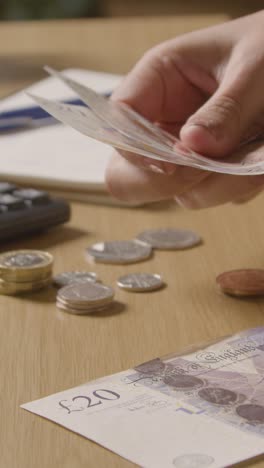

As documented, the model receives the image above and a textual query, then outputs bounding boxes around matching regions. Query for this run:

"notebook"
[0,69,125,205]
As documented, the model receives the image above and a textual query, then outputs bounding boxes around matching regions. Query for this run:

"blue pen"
[0,93,111,132]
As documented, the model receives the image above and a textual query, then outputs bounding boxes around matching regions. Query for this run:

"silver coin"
[86,240,152,264]
[56,296,110,310]
[173,454,214,468]
[56,300,112,315]
[0,250,49,268]
[137,228,201,250]
[53,271,97,288]
[57,281,114,306]
[117,273,163,292]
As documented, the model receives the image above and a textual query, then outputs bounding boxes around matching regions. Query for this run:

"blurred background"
[0,0,263,20]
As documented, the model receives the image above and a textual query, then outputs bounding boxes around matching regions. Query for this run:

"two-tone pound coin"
[137,228,201,250]
[86,240,152,265]
[117,273,164,292]
[0,277,51,295]
[0,249,53,282]
[53,271,98,288]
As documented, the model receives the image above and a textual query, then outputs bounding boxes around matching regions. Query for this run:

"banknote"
[27,68,264,176]
[43,67,264,173]
[22,327,264,468]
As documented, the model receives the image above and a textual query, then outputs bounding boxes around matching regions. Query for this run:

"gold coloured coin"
[0,250,53,282]
[0,277,51,295]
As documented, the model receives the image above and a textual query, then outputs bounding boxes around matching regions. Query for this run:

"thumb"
[180,61,264,158]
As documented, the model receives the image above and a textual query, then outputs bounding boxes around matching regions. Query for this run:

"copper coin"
[216,269,264,296]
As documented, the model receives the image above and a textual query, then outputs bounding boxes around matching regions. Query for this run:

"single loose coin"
[137,228,201,250]
[0,250,53,281]
[86,240,152,264]
[216,269,264,296]
[57,281,114,306]
[53,271,97,288]
[117,273,164,292]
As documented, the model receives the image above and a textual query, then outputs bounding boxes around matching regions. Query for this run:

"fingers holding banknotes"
[106,11,264,207]
[106,152,207,204]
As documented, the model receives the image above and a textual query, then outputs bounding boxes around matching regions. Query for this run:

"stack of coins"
[0,250,53,295]
[56,281,114,315]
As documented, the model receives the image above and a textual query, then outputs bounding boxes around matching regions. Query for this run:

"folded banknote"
[28,67,264,177]
[22,327,264,468]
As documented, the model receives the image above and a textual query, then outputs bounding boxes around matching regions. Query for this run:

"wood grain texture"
[1,16,264,468]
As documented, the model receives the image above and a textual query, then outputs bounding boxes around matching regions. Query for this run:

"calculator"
[0,182,70,242]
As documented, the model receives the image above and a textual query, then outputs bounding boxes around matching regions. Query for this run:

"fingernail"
[182,123,218,144]
[143,161,176,175]
[174,194,199,209]
[148,163,166,174]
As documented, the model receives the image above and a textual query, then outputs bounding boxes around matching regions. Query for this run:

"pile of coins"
[0,228,203,314]
[56,281,115,315]
[2,226,263,314]
[0,249,53,295]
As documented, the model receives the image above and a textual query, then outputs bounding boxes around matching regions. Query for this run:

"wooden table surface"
[1,16,264,468]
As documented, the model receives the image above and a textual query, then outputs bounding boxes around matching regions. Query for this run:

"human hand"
[105,11,264,208]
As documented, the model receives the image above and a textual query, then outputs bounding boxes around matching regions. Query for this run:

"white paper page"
[0,69,122,193]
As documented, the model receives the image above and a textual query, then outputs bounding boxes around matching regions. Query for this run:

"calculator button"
[0,194,27,210]
[13,189,50,205]
[0,182,17,193]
